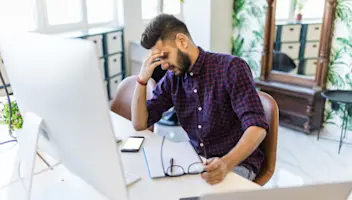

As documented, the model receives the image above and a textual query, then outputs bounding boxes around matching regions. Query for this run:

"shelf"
[57,26,123,39]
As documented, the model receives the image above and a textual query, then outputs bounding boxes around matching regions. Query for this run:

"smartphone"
[120,136,145,152]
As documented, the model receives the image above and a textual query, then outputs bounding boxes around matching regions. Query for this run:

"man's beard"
[174,49,191,76]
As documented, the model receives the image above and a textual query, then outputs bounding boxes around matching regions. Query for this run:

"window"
[301,0,325,19]
[86,0,115,24]
[142,0,182,20]
[275,0,292,21]
[0,0,120,33]
[0,0,36,31]
[45,0,83,25]
[163,0,181,15]
[275,0,324,21]
[43,0,117,32]
[142,0,159,20]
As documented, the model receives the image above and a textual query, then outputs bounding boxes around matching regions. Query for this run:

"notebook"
[142,136,203,179]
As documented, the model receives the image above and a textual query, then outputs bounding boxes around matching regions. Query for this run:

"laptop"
[181,181,352,200]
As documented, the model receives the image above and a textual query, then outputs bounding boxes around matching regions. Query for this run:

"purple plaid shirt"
[146,47,269,174]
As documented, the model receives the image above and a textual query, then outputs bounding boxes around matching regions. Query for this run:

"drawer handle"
[313,44,317,48]
[289,28,294,31]
[288,46,293,49]
[113,36,117,40]
[314,62,317,65]
[93,40,97,44]
[114,80,118,83]
[113,58,117,62]
[315,27,319,30]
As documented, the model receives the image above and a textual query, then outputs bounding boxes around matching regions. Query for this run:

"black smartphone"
[120,136,145,152]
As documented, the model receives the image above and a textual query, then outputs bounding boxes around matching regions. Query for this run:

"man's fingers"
[147,53,163,64]
[201,172,208,180]
[207,168,222,178]
[205,158,215,164]
[204,160,220,172]
[150,60,162,69]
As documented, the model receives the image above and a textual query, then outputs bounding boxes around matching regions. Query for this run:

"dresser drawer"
[107,32,122,54]
[85,35,103,57]
[281,43,300,59]
[304,59,318,76]
[306,24,322,41]
[281,25,301,42]
[108,54,122,77]
[99,59,106,80]
[109,76,122,98]
[304,42,319,58]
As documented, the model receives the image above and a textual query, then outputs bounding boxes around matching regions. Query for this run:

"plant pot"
[296,14,302,21]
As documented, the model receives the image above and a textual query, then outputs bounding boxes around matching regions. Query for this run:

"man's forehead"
[151,40,174,53]
[151,40,167,52]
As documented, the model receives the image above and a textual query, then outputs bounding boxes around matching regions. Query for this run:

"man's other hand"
[201,157,229,185]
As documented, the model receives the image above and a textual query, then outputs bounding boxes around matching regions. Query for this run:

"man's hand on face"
[201,157,230,185]
[138,50,164,83]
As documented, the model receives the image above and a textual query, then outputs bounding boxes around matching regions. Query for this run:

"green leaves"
[0,101,23,131]
[324,0,352,132]
[336,0,352,27]
[232,34,244,56]
[336,37,352,50]
[232,0,246,29]
[231,0,266,77]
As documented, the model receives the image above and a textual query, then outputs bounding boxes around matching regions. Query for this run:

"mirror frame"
[260,0,337,89]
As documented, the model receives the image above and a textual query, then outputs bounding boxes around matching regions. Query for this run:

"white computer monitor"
[0,32,128,200]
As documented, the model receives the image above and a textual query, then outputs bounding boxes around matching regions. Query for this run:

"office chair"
[272,50,297,73]
[253,91,279,186]
[110,75,156,131]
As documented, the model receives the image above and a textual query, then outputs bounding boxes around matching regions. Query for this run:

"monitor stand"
[9,112,44,200]
[8,112,140,200]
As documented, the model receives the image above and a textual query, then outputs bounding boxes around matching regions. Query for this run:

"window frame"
[29,0,120,34]
[142,0,183,25]
[275,0,324,22]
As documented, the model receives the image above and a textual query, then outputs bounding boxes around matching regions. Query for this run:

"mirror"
[271,0,325,80]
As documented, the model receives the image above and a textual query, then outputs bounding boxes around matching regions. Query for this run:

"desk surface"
[0,112,260,200]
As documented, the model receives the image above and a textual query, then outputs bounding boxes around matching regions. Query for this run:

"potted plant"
[293,0,306,21]
[0,100,23,136]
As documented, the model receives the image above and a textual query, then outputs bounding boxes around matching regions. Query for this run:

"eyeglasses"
[160,136,205,177]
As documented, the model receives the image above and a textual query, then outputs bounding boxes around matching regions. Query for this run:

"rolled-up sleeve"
[146,72,173,128]
[225,57,269,133]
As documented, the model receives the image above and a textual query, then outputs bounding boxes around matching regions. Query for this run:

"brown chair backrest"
[110,75,156,127]
[254,91,279,186]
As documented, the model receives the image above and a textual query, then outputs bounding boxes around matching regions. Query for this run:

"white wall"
[122,0,145,76]
[183,0,233,54]
[183,0,212,51]
[210,0,233,54]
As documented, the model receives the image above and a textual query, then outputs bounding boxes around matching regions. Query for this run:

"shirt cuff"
[241,113,269,133]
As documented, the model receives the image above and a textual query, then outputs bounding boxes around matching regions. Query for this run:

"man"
[131,14,269,185]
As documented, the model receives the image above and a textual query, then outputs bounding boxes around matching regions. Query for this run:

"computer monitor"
[0,32,128,200]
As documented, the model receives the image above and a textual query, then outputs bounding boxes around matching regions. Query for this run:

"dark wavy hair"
[140,14,191,49]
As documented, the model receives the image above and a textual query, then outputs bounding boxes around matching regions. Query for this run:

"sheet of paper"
[142,136,203,179]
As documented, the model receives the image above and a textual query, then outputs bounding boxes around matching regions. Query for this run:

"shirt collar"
[184,47,205,79]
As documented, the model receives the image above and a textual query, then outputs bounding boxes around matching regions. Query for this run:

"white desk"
[0,112,260,200]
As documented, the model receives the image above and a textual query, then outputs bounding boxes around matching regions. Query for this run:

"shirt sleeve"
[146,72,174,128]
[225,57,269,133]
